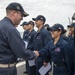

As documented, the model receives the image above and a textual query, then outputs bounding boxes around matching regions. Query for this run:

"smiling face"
[50,30,61,39]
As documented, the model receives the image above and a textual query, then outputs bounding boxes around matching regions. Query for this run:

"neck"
[6,15,14,25]
[29,28,33,32]
[54,36,60,45]
[38,25,43,31]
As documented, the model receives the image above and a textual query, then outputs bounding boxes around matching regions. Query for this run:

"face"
[50,30,61,39]
[69,27,74,34]
[28,24,33,30]
[23,25,28,30]
[35,20,43,28]
[13,10,23,26]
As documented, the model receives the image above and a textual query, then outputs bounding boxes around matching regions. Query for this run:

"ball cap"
[20,21,28,26]
[32,15,46,23]
[6,2,29,17]
[67,23,75,28]
[48,23,66,34]
[27,21,34,26]
[44,24,49,27]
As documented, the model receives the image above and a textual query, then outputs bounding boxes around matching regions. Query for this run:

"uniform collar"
[29,29,34,34]
[50,40,56,49]
[68,35,74,40]
[50,37,63,50]
[31,29,34,33]
[55,37,63,46]
[37,26,44,33]
[4,17,14,25]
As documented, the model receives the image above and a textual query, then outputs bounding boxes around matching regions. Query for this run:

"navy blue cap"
[27,21,34,26]
[44,24,49,27]
[20,21,28,26]
[49,23,66,34]
[67,23,75,28]
[32,15,46,23]
[6,2,29,17]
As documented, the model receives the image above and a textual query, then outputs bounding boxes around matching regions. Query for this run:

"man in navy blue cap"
[32,15,52,75]
[0,2,36,75]
[20,21,29,41]
[20,21,28,30]
[32,15,46,24]
[6,2,29,27]
[6,2,29,17]
[26,21,36,75]
[20,21,30,74]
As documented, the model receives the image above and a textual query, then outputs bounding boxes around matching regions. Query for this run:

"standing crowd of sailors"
[0,2,74,75]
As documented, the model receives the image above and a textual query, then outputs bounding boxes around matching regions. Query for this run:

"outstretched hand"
[34,51,39,58]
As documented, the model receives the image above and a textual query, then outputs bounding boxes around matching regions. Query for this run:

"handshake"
[33,51,48,66]
[33,51,40,58]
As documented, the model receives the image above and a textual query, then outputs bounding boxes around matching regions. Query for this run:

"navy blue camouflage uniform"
[0,17,36,75]
[39,37,73,75]
[33,27,52,75]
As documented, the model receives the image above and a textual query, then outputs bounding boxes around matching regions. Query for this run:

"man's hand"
[34,51,39,58]
[43,62,48,67]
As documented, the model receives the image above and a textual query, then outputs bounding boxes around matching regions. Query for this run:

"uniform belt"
[0,63,16,68]
[54,63,66,67]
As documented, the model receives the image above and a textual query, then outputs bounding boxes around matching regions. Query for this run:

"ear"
[12,10,17,16]
[59,30,62,35]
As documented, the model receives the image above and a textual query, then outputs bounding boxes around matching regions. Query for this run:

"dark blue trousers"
[0,66,17,75]
[26,61,36,75]
[29,65,36,75]
[53,66,69,75]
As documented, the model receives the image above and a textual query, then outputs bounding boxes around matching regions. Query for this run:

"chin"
[15,25,18,27]
[51,35,53,38]
[14,23,19,27]
[36,25,38,27]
